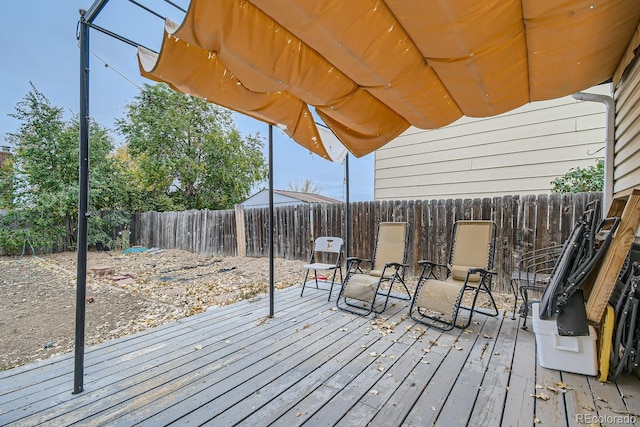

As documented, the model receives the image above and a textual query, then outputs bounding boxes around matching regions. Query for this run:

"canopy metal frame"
[74,0,350,394]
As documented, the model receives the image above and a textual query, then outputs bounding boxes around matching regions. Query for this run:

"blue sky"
[0,1,374,202]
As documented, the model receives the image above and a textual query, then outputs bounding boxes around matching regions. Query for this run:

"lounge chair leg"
[521,289,530,330]
[510,279,518,320]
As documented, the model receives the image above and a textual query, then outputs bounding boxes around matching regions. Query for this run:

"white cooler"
[531,303,598,376]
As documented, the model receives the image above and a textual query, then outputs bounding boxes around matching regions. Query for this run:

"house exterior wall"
[374,84,610,201]
[613,55,640,196]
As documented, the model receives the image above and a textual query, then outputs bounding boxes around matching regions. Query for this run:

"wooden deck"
[1,284,638,426]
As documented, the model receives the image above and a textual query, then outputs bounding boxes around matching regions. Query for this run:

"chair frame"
[301,236,344,301]
[409,220,498,331]
[609,262,640,380]
[538,201,620,321]
[337,222,412,316]
[510,245,562,329]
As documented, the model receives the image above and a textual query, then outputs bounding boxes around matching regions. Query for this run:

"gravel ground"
[0,249,516,371]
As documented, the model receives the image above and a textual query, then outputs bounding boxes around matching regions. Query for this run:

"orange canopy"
[139,0,640,160]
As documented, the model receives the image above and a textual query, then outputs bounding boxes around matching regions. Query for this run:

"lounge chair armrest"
[465,268,497,290]
[378,262,410,281]
[346,257,372,273]
[347,257,371,264]
[417,260,449,281]
[383,262,409,269]
[467,267,496,276]
[417,260,448,269]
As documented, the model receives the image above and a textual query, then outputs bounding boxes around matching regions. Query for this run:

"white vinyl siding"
[374,84,610,200]
[614,55,640,196]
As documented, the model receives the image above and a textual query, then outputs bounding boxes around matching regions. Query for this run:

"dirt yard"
[0,249,516,371]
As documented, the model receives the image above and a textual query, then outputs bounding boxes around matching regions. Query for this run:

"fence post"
[235,204,246,257]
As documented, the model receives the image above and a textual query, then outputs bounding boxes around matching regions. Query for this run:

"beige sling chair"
[409,220,498,331]
[337,222,411,316]
[300,236,344,301]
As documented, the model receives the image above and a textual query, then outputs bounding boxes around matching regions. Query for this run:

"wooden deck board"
[563,372,598,427]
[502,324,537,426]
[401,317,489,426]
[616,374,640,417]
[0,284,638,427]
[270,302,415,426]
[366,327,450,426]
[587,375,636,423]
[534,365,567,425]
[467,312,519,427]
[174,314,378,425]
[435,315,503,425]
[86,296,349,425]
[336,328,445,426]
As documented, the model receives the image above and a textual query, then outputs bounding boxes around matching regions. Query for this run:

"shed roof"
[272,189,342,204]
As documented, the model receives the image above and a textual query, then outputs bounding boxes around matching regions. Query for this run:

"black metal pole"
[268,124,274,317]
[74,10,90,395]
[344,154,350,259]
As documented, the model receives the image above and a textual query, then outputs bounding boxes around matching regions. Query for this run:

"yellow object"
[138,0,640,160]
[598,304,615,382]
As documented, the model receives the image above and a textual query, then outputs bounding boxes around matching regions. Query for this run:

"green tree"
[110,145,174,212]
[551,159,604,193]
[287,178,321,194]
[1,84,129,252]
[0,151,14,208]
[117,83,267,210]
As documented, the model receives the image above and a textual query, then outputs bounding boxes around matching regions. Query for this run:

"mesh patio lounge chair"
[300,236,344,301]
[409,220,498,331]
[336,222,411,316]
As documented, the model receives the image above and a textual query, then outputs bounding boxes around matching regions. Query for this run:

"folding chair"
[337,222,411,316]
[301,236,344,301]
[409,220,498,331]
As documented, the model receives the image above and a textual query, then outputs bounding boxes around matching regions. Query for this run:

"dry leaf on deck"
[531,392,550,401]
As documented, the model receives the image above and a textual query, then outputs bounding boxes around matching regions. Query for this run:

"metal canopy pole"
[74,8,90,396]
[268,124,275,317]
[74,0,110,395]
[344,154,350,259]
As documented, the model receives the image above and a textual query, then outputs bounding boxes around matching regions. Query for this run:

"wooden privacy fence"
[131,192,602,292]
[130,209,237,256]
